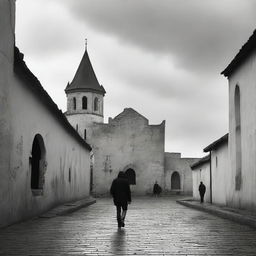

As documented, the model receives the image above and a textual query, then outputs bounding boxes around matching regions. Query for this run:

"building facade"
[165,153,199,195]
[222,30,256,211]
[191,155,211,203]
[65,46,198,196]
[192,30,256,211]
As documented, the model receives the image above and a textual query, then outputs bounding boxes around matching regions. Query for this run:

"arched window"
[235,85,242,190]
[125,168,136,185]
[73,97,76,110]
[76,124,78,131]
[82,96,87,110]
[94,97,99,111]
[84,129,87,140]
[171,171,180,190]
[31,134,46,191]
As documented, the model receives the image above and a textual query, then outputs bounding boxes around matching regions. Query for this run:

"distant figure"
[110,171,131,228]
[199,181,206,203]
[153,181,162,196]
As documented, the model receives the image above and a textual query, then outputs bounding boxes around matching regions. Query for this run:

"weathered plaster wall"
[211,143,229,205]
[0,0,91,227]
[227,50,256,210]
[192,162,211,202]
[87,108,165,196]
[164,153,198,194]
[0,71,91,227]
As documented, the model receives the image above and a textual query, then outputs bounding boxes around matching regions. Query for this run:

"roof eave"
[203,133,229,152]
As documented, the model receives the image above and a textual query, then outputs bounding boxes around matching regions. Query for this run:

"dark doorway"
[171,171,180,190]
[31,134,45,190]
[125,168,136,185]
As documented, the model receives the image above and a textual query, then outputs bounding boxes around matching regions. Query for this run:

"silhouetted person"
[153,181,162,196]
[110,171,131,228]
[199,181,206,203]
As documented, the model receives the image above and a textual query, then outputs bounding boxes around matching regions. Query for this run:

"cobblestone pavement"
[1,196,256,255]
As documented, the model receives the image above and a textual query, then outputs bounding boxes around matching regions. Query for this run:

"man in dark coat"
[110,171,131,228]
[199,181,206,203]
[153,181,162,196]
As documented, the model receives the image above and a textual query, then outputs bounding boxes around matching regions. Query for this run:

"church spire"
[65,42,105,95]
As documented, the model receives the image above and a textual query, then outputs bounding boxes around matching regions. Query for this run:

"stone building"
[0,0,92,228]
[65,46,198,196]
[165,153,199,195]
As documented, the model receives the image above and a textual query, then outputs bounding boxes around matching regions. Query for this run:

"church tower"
[65,44,106,141]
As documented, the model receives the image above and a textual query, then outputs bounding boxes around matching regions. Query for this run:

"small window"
[76,124,78,131]
[73,97,76,110]
[82,96,87,110]
[216,156,218,167]
[84,129,87,140]
[94,97,98,111]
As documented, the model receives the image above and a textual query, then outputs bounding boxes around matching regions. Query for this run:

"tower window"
[82,96,87,110]
[73,97,76,110]
[84,129,87,140]
[94,97,99,111]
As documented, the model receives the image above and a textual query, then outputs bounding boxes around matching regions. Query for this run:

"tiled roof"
[203,133,228,152]
[65,49,105,95]
[14,46,92,151]
[221,29,256,77]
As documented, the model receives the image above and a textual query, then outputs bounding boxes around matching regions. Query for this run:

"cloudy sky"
[15,0,256,157]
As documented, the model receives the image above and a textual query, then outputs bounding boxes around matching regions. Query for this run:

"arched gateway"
[171,171,180,190]
[125,168,136,185]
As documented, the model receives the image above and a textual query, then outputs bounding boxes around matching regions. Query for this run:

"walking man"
[199,181,206,203]
[110,171,131,228]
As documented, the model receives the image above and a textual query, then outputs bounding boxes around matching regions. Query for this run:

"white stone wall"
[192,162,211,202]
[211,143,229,205]
[164,153,199,194]
[88,108,165,196]
[227,50,256,210]
[0,1,91,227]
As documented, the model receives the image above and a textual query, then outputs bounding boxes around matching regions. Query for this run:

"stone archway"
[125,168,136,185]
[171,171,180,190]
[31,134,46,191]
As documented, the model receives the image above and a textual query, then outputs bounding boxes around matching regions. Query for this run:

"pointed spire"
[65,42,106,95]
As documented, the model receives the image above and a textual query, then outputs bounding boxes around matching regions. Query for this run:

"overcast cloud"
[15,0,256,157]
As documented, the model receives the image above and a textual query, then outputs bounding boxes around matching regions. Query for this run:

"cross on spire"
[85,38,87,51]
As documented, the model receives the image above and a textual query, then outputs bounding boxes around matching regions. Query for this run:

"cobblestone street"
[1,196,256,255]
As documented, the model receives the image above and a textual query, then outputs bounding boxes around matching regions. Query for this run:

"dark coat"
[199,183,206,195]
[110,177,131,205]
[153,183,162,195]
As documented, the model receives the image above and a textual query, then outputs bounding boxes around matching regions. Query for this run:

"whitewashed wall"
[227,50,256,211]
[0,0,91,227]
[211,142,229,205]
